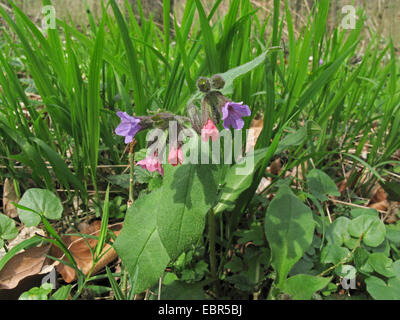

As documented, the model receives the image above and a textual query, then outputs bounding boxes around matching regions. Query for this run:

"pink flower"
[168,145,183,166]
[201,119,219,142]
[137,154,164,176]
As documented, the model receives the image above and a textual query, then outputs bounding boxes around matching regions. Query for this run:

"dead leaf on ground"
[50,221,122,283]
[246,113,263,153]
[369,185,387,204]
[269,158,282,176]
[0,244,51,290]
[384,202,400,224]
[0,226,46,260]
[368,200,389,212]
[3,178,19,218]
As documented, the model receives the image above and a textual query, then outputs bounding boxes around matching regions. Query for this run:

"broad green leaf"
[152,280,205,300]
[220,49,275,95]
[306,169,340,201]
[348,215,386,247]
[275,126,307,154]
[17,189,63,227]
[367,253,396,278]
[365,276,400,300]
[326,217,351,246]
[0,213,18,242]
[265,185,315,286]
[214,148,268,214]
[335,264,356,279]
[354,247,373,274]
[50,285,72,300]
[157,164,218,260]
[320,243,349,265]
[281,274,332,300]
[350,208,379,218]
[386,223,400,246]
[275,121,321,154]
[19,283,53,300]
[114,189,170,293]
[107,174,130,189]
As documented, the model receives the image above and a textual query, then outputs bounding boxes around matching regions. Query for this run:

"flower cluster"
[114,74,251,175]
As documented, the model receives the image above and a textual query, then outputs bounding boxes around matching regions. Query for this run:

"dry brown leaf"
[337,180,348,194]
[3,178,18,218]
[269,158,282,176]
[51,221,122,283]
[256,177,271,194]
[369,185,387,204]
[368,200,389,212]
[246,114,263,153]
[0,244,51,290]
[385,202,400,224]
[286,161,308,181]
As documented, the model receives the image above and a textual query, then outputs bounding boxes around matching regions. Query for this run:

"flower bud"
[211,74,225,89]
[197,77,211,93]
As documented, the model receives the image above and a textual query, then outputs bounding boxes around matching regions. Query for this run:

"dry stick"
[158,272,164,300]
[328,197,388,215]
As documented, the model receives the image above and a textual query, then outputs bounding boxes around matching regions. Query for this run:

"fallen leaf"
[368,200,389,212]
[269,158,282,176]
[246,114,263,153]
[369,185,387,204]
[50,221,122,283]
[3,178,18,218]
[0,244,51,290]
[385,202,400,224]
[0,227,46,261]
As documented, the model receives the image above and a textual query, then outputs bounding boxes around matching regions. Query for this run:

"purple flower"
[115,111,142,144]
[221,101,251,130]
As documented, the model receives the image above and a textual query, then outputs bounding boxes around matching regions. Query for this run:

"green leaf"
[214,148,268,214]
[107,174,130,189]
[367,253,396,277]
[350,208,379,218]
[0,213,18,242]
[50,285,72,300]
[325,216,352,247]
[265,185,315,286]
[220,49,273,96]
[348,215,386,247]
[19,283,53,300]
[114,189,170,293]
[320,243,349,265]
[281,274,332,300]
[17,189,63,227]
[354,247,373,274]
[153,280,205,300]
[157,164,218,260]
[365,276,400,300]
[306,169,340,201]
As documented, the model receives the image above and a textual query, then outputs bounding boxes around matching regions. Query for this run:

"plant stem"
[128,140,136,208]
[318,233,364,277]
[208,209,219,296]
